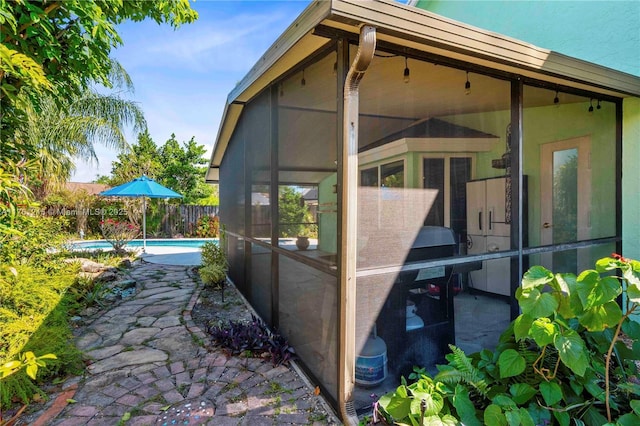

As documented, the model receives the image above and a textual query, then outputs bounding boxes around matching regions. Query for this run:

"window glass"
[361,167,378,187]
[424,158,445,226]
[353,48,512,410]
[380,160,404,188]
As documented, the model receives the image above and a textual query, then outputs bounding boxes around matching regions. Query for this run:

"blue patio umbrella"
[100,175,182,251]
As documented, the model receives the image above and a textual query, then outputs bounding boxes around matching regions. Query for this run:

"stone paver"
[26,261,338,425]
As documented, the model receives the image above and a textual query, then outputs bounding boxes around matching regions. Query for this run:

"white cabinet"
[466,177,511,296]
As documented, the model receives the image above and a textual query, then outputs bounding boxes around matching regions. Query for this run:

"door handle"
[479,211,482,231]
[543,222,552,229]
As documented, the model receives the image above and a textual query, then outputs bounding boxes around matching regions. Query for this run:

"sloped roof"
[65,182,111,196]
[360,118,498,152]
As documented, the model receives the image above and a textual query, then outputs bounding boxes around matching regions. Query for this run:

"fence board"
[158,204,219,237]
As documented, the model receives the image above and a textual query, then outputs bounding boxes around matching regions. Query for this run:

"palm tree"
[11,90,146,199]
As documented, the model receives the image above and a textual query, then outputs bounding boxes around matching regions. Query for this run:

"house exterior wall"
[417,0,640,77]
[418,0,640,260]
[623,97,640,260]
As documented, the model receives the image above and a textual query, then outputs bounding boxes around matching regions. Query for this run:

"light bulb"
[403,57,410,84]
[465,72,471,95]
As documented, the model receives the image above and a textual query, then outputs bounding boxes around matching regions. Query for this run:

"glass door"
[540,137,591,272]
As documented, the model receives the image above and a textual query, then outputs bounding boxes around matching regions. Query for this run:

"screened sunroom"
[206,0,640,422]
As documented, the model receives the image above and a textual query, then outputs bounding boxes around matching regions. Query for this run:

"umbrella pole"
[143,197,147,252]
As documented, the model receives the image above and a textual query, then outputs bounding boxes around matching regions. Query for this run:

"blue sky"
[72,0,311,182]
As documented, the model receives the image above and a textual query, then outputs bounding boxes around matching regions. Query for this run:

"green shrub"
[201,241,226,268]
[199,264,227,288]
[0,265,83,409]
[0,215,70,269]
[373,255,640,426]
[0,265,77,361]
[192,215,220,238]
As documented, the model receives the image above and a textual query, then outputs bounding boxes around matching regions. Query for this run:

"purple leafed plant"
[206,315,296,366]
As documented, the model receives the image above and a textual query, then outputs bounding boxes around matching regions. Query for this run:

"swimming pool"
[72,238,218,251]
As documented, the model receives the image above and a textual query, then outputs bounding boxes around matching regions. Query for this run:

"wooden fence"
[158,204,219,237]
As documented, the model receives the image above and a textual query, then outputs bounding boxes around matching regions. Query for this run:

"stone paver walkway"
[31,262,338,425]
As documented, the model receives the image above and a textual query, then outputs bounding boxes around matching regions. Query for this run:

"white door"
[540,136,591,273]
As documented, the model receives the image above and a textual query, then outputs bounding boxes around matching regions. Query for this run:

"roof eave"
[207,0,640,182]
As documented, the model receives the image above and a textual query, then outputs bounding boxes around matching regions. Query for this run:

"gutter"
[338,23,376,425]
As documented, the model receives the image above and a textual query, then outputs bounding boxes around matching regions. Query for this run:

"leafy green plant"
[1,351,57,380]
[200,241,226,268]
[0,351,56,426]
[372,255,640,426]
[0,215,70,269]
[199,264,227,288]
[193,215,220,238]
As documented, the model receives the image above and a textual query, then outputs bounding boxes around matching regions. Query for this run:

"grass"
[264,381,293,396]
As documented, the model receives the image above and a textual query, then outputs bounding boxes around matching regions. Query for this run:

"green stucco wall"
[417,0,639,260]
[444,101,617,248]
[623,97,640,260]
[417,1,640,77]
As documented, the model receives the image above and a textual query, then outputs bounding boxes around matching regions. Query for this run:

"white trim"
[359,137,496,166]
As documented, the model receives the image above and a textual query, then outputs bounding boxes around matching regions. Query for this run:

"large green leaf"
[439,414,458,426]
[420,415,454,426]
[554,330,588,376]
[499,349,526,378]
[513,314,534,341]
[623,260,640,286]
[522,266,554,289]
[484,404,507,426]
[519,408,535,426]
[579,301,623,331]
[622,318,640,339]
[379,389,411,420]
[583,370,606,401]
[627,283,640,304]
[595,257,617,273]
[410,392,444,416]
[530,317,557,346]
[452,384,480,426]
[505,410,521,426]
[618,413,640,426]
[509,383,537,405]
[552,410,570,426]
[518,288,558,318]
[539,381,563,406]
[575,272,621,309]
[492,395,517,410]
[581,406,608,425]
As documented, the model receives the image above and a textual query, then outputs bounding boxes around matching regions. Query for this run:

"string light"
[553,90,559,104]
[588,98,594,113]
[465,71,471,95]
[403,57,410,83]
[597,99,602,110]
[301,69,306,86]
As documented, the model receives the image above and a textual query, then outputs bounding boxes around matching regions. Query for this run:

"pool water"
[72,238,218,250]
